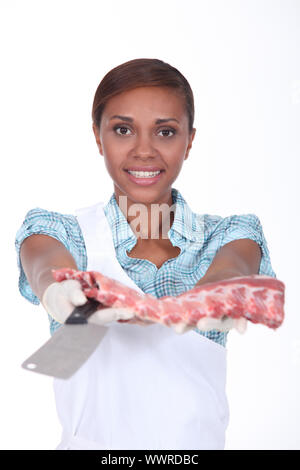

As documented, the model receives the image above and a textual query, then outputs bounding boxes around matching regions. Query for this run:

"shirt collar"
[103,187,200,248]
[169,188,198,241]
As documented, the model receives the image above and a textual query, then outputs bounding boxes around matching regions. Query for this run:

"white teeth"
[128,170,161,178]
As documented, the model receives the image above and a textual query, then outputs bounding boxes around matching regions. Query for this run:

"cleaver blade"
[21,299,110,380]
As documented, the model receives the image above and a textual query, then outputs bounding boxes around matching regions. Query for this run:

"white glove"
[42,280,135,325]
[196,315,247,334]
[42,280,88,323]
[88,307,135,325]
[171,316,247,334]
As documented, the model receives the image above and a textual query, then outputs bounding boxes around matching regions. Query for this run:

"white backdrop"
[1,0,299,450]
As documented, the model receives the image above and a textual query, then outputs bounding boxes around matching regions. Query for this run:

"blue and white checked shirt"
[15,187,276,347]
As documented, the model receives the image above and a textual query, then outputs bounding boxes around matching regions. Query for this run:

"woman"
[15,58,276,450]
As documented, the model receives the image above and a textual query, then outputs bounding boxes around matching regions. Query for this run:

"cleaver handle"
[65,298,103,325]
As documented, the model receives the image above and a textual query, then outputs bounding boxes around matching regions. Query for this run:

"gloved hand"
[51,268,156,327]
[195,315,247,333]
[42,280,89,323]
[42,279,136,325]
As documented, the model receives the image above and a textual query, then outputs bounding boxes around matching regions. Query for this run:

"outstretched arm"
[195,238,262,287]
[20,234,78,301]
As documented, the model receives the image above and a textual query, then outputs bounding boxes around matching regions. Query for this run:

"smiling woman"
[15,58,281,450]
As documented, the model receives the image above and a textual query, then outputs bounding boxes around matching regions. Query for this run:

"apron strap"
[75,202,144,293]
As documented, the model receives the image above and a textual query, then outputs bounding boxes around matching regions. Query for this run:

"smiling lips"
[125,168,164,185]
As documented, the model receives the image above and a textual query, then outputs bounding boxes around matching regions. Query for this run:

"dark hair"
[92,58,194,134]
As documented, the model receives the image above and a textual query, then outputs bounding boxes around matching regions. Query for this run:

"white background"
[0,0,299,450]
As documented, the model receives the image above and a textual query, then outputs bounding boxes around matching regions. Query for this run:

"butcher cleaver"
[21,299,128,380]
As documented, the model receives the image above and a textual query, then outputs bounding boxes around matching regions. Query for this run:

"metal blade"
[21,299,109,379]
[21,322,108,379]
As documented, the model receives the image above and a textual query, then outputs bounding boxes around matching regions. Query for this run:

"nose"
[132,132,157,159]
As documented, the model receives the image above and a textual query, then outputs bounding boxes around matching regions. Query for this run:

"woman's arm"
[20,234,78,301]
[195,238,262,287]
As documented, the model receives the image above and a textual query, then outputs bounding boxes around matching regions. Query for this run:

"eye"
[158,128,176,137]
[114,125,131,136]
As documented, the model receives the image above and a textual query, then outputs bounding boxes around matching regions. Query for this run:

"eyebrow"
[109,115,180,124]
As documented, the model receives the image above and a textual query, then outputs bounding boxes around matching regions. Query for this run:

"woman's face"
[93,86,196,206]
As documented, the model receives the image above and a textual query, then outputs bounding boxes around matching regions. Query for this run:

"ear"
[184,128,196,160]
[92,123,103,155]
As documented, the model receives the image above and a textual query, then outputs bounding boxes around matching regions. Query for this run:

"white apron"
[53,201,229,450]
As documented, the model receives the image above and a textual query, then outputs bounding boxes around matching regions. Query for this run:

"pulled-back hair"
[92,58,194,134]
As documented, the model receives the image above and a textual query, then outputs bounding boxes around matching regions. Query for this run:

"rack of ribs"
[52,269,285,334]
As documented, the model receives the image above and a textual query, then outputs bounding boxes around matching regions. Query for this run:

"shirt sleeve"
[218,213,277,278]
[15,208,87,306]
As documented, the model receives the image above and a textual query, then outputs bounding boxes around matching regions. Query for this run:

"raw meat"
[52,268,285,332]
